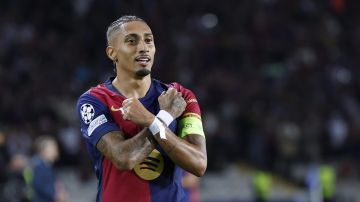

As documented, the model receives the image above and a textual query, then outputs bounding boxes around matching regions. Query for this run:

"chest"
[105,95,177,138]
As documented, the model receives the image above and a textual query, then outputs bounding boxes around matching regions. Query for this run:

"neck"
[112,73,151,99]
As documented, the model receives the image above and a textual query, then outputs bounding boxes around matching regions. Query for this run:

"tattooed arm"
[154,88,207,177]
[96,129,156,170]
[96,96,157,171]
[154,128,207,177]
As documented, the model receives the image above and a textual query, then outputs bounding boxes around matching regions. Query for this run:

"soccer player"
[76,15,207,202]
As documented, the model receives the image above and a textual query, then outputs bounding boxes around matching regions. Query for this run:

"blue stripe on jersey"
[77,91,120,188]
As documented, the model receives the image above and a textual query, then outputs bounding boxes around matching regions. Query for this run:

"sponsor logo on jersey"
[134,149,164,180]
[110,105,122,112]
[186,98,198,104]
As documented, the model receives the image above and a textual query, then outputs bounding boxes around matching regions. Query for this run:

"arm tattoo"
[97,137,108,156]
[174,97,184,110]
[96,131,124,164]
[96,130,156,169]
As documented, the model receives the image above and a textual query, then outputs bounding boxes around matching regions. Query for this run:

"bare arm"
[96,128,156,170]
[121,89,207,176]
[154,130,207,177]
[156,88,207,176]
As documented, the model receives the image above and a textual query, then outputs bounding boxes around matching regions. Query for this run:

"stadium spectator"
[31,135,67,202]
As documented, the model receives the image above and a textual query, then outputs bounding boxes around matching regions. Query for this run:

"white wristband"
[148,117,166,139]
[156,110,174,126]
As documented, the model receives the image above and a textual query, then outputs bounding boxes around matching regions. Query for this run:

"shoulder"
[169,82,199,105]
[76,85,112,123]
[77,89,101,109]
[153,79,200,108]
[154,79,197,99]
[77,81,117,104]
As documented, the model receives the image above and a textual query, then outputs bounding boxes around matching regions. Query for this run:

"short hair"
[106,15,145,45]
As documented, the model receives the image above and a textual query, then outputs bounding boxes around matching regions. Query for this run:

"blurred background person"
[183,172,201,202]
[0,129,9,200]
[31,136,67,202]
[1,153,29,202]
[252,170,272,202]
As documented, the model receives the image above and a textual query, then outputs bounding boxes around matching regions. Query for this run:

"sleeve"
[76,91,120,146]
[173,84,205,138]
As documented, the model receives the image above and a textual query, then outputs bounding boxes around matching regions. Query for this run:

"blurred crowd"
[1,0,360,201]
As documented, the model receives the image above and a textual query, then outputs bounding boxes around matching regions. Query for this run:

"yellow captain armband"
[178,113,205,138]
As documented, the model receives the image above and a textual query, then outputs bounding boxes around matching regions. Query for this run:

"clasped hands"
[120,88,186,127]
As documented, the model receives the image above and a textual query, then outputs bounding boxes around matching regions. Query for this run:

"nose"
[138,40,149,53]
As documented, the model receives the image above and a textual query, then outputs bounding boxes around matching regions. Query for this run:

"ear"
[106,46,117,62]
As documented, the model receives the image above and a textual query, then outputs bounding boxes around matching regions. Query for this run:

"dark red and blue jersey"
[76,77,203,202]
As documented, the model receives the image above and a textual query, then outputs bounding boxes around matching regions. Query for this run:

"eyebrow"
[124,33,153,38]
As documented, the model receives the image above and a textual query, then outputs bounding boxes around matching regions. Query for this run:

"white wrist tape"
[156,110,174,126]
[149,117,166,139]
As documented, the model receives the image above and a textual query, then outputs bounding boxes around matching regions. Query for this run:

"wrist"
[148,117,166,139]
[144,114,156,127]
[156,110,174,126]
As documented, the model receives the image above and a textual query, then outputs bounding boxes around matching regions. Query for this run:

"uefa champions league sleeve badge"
[80,103,95,125]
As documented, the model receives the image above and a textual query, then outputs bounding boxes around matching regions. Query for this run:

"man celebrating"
[77,15,207,202]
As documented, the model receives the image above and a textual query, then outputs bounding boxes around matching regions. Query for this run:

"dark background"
[1,0,360,201]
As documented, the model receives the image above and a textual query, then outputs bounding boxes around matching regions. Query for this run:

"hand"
[121,98,155,127]
[158,88,186,118]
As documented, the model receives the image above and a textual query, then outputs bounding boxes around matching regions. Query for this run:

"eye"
[126,38,136,44]
[145,38,153,43]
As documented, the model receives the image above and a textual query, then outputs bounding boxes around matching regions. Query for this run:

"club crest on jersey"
[80,103,95,124]
[134,149,164,181]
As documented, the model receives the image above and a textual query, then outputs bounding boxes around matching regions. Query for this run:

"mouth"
[135,55,151,67]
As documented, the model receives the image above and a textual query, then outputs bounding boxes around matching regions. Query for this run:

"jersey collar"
[104,77,156,103]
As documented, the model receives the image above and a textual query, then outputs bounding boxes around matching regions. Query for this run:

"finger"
[122,110,128,120]
[120,107,125,115]
[122,102,130,108]
[170,89,178,97]
[122,98,133,107]
[159,91,166,98]
[122,107,131,120]
[123,98,134,104]
[122,114,129,120]
[175,95,185,101]
[176,97,186,108]
[167,87,176,94]
[122,99,129,106]
[182,99,187,108]
[175,91,182,97]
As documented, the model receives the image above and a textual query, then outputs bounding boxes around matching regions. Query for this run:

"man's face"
[43,140,59,163]
[109,21,156,78]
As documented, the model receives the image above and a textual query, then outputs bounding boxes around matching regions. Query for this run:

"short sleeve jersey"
[76,77,203,202]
